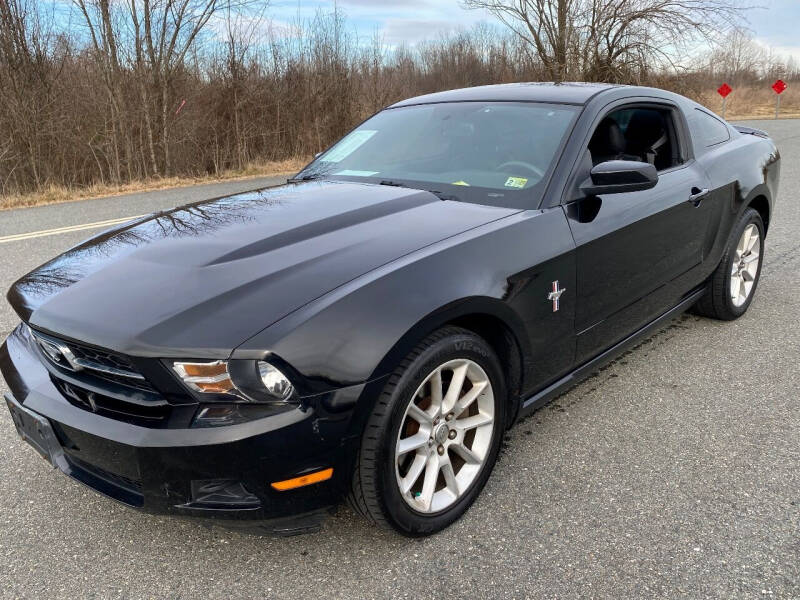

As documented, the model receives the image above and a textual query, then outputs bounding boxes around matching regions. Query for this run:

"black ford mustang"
[1,83,780,536]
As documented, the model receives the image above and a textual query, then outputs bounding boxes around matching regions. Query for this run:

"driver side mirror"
[580,160,658,196]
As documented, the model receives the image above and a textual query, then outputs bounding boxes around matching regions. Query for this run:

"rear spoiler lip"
[734,125,770,139]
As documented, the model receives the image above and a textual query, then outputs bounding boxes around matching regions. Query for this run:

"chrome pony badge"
[547,280,566,312]
[34,334,82,372]
[37,338,65,364]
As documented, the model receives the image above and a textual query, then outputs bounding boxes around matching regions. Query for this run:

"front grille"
[67,343,137,374]
[51,378,169,426]
[28,328,178,427]
[31,330,155,392]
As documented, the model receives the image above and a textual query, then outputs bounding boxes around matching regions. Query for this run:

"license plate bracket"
[5,395,64,468]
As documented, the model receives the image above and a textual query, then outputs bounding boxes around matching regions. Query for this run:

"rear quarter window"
[693,109,731,148]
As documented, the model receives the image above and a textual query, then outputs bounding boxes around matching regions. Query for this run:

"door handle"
[687,187,709,207]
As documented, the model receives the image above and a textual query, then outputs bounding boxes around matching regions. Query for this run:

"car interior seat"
[624,110,671,170]
[588,118,630,165]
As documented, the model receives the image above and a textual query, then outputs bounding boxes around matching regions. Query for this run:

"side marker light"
[271,468,333,491]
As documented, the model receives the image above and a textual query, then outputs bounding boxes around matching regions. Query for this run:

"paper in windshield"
[323,130,377,162]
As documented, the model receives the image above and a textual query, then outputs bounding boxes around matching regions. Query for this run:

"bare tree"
[462,0,747,82]
[73,0,130,181]
[0,0,62,190]
[3,1,797,203]
[128,0,239,175]
[708,27,765,84]
[458,0,574,82]
[74,0,258,177]
[217,4,269,170]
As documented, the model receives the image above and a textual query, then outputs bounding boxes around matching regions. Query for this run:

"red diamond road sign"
[717,83,732,98]
[772,79,787,94]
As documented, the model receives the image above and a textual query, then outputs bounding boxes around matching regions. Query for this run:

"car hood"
[9,181,516,357]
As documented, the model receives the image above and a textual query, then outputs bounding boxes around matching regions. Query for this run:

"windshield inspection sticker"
[504,176,528,189]
[323,130,377,162]
[452,180,471,186]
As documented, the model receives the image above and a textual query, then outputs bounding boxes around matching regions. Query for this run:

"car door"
[564,102,714,363]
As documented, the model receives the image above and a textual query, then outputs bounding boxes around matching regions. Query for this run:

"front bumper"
[1,325,375,535]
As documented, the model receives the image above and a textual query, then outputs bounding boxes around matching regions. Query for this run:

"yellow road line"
[0,215,144,244]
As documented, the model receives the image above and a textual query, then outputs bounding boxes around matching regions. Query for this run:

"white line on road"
[0,215,144,244]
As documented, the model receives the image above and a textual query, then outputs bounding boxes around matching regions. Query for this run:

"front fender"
[363,295,530,388]
[233,207,576,396]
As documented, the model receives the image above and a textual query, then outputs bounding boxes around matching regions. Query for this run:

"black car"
[1,83,780,536]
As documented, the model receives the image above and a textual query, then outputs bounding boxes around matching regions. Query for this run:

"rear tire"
[348,326,506,536]
[694,208,764,321]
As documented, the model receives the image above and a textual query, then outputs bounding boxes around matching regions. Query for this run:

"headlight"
[258,362,294,400]
[170,359,294,403]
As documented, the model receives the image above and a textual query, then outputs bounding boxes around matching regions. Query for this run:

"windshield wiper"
[378,180,408,188]
[379,180,458,202]
[288,173,322,183]
[430,190,459,202]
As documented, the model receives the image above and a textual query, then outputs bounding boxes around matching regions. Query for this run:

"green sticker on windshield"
[504,177,528,189]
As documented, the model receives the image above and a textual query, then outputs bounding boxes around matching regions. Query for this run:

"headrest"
[589,118,626,159]
[625,110,666,156]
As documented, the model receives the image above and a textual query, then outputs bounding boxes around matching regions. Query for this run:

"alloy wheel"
[394,359,495,513]
[730,223,761,307]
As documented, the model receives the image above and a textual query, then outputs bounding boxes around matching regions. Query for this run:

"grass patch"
[0,157,309,211]
[699,85,799,120]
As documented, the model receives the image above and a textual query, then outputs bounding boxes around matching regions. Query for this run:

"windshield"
[295,102,579,208]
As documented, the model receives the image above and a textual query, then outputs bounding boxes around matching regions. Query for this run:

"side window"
[693,109,730,147]
[587,106,683,172]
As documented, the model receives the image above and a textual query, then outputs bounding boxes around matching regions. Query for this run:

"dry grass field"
[0,158,309,211]
[698,85,799,120]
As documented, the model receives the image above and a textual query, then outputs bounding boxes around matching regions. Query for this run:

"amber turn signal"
[271,468,333,491]
[172,360,236,394]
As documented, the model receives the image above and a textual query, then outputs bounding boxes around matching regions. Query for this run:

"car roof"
[390,82,625,108]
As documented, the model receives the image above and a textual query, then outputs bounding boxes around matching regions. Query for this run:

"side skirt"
[517,287,706,420]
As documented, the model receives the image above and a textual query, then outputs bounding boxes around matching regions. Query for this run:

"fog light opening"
[187,479,261,509]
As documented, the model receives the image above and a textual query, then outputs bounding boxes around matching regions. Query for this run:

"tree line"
[0,0,794,197]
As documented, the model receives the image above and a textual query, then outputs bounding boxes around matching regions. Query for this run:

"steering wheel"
[496,161,545,179]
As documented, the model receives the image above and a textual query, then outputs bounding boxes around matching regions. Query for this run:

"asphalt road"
[0,123,798,599]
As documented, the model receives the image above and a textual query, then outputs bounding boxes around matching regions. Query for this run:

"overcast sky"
[269,0,493,44]
[271,0,797,59]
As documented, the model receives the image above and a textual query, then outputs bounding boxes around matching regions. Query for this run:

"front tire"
[348,326,506,536]
[694,208,765,321]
